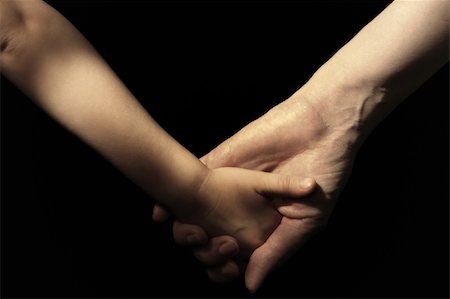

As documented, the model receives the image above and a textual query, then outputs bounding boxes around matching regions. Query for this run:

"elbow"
[0,0,27,57]
[0,0,55,60]
[0,0,56,79]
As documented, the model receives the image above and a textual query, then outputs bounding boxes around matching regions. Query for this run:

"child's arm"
[1,0,207,211]
[0,0,316,255]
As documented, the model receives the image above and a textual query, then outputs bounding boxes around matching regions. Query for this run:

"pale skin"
[0,0,317,261]
[153,0,449,292]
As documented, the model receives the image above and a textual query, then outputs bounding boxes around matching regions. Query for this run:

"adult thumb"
[245,217,313,292]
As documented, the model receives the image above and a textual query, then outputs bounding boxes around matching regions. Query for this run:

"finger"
[200,152,222,169]
[152,204,171,222]
[256,174,316,199]
[206,260,240,283]
[200,139,235,169]
[172,220,208,246]
[199,155,209,166]
[193,236,239,266]
[244,217,314,293]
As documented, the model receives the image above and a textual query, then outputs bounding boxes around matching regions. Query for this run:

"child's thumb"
[257,173,316,199]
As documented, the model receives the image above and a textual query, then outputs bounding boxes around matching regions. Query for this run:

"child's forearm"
[0,0,208,213]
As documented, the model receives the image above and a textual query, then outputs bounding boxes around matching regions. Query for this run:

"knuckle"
[278,175,292,191]
[193,249,211,264]
[302,215,329,234]
[173,224,200,246]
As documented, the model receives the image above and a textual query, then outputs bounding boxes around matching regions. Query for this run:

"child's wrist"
[165,166,212,221]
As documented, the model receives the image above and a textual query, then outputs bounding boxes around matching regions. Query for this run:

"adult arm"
[306,0,449,143]
[161,0,449,291]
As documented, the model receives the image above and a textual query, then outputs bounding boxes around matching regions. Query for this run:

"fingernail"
[219,242,238,255]
[301,178,314,188]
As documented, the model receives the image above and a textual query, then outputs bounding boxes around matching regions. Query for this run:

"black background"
[1,0,448,297]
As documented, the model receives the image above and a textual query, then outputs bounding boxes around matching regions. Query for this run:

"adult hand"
[154,85,361,291]
[154,0,449,290]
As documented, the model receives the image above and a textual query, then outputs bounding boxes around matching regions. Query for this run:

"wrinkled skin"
[154,88,360,291]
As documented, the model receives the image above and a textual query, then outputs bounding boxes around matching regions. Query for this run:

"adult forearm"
[300,0,449,143]
[0,0,207,212]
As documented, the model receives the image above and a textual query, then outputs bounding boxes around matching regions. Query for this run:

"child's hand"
[174,167,316,258]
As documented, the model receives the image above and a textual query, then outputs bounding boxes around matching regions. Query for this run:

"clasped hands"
[2,0,446,294]
[152,85,359,292]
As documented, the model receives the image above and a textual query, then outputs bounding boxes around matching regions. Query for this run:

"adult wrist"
[298,66,390,148]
